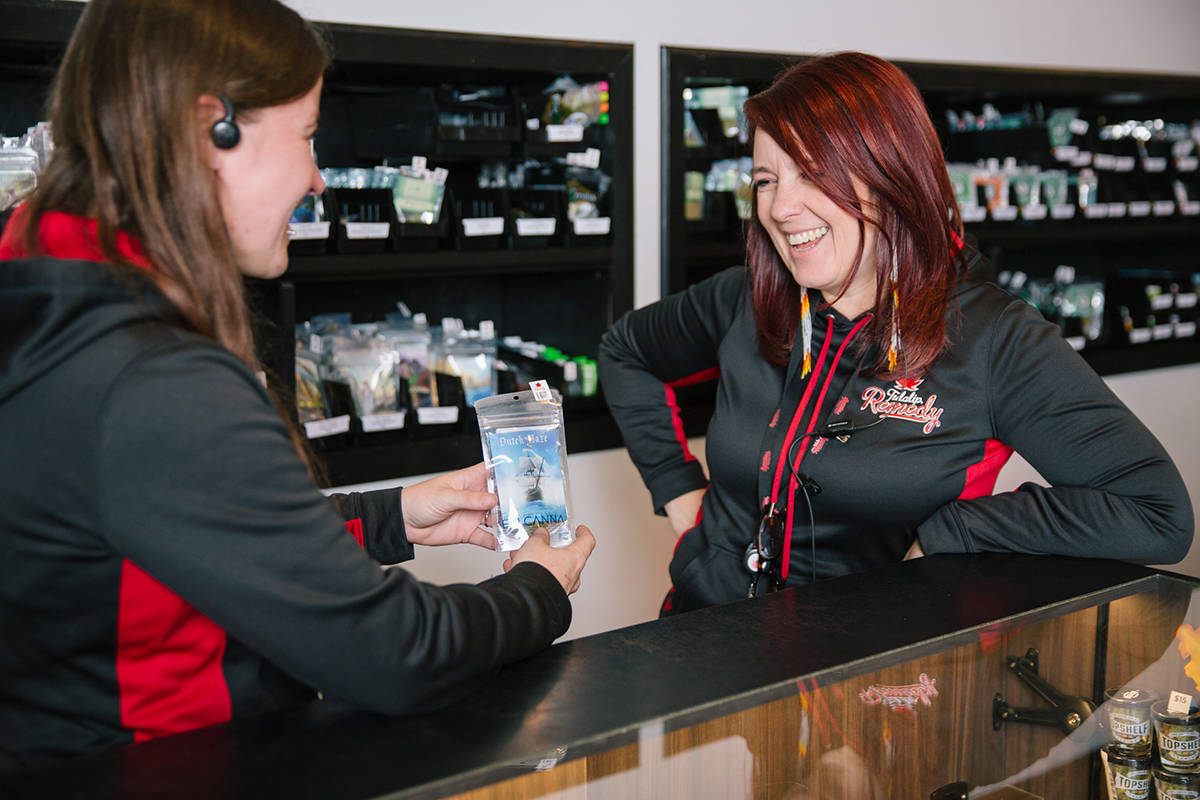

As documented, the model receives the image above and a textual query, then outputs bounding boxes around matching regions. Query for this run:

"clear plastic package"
[475,382,574,551]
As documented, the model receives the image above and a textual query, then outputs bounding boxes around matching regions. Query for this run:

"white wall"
[308,0,1200,640]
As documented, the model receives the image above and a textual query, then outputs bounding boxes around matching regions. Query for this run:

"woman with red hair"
[599,51,1191,613]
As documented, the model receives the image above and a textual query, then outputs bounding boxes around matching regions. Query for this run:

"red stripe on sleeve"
[663,367,720,463]
[116,560,231,742]
[959,439,1014,500]
[345,518,365,548]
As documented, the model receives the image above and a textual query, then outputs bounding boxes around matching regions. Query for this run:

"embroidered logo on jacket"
[860,379,943,434]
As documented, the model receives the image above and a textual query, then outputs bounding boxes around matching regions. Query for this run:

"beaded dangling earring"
[800,286,812,378]
[887,246,901,372]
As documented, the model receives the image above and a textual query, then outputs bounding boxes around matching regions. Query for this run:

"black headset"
[210,94,240,150]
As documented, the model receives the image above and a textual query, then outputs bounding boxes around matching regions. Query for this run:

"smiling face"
[211,80,325,279]
[752,129,879,319]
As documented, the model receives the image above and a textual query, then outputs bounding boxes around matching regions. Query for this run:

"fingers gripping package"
[475,381,575,551]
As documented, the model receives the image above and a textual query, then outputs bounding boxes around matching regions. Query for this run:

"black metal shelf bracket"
[992,648,1096,736]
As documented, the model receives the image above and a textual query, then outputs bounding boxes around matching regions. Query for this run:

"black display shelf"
[287,246,613,281]
[1,1,634,486]
[661,46,1200,378]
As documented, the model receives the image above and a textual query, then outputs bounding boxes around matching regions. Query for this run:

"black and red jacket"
[0,210,571,773]
[598,264,1192,614]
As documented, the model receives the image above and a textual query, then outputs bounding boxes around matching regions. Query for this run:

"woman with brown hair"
[599,51,1190,614]
[0,0,593,773]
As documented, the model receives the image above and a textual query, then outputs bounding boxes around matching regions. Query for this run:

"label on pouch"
[304,415,350,439]
[530,379,553,402]
[361,411,407,432]
[462,217,504,237]
[545,123,584,143]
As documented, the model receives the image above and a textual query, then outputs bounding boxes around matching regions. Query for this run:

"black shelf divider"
[661,45,1200,379]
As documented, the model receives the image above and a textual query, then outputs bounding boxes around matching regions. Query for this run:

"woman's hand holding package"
[402,462,499,550]
[505,526,596,596]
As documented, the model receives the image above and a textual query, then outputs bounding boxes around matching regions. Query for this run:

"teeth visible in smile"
[787,226,830,246]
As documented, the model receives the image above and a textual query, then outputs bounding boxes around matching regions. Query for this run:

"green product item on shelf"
[1009,169,1041,207]
[573,357,598,396]
[327,341,401,418]
[685,85,749,141]
[946,164,976,210]
[684,171,705,221]
[1039,171,1069,206]
[390,167,446,225]
[1047,108,1085,148]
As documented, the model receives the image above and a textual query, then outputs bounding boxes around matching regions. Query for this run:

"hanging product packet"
[475,381,575,552]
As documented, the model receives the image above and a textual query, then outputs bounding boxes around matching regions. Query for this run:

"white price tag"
[1114,156,1135,172]
[1065,336,1086,351]
[1092,153,1117,171]
[1176,293,1198,309]
[417,406,459,425]
[565,147,602,169]
[1129,328,1152,345]
[1168,690,1194,715]
[344,222,389,239]
[1068,118,1090,136]
[1050,204,1076,220]
[1053,145,1078,161]
[530,379,553,402]
[1083,204,1108,219]
[1020,204,1048,221]
[545,123,585,143]
[1153,324,1174,340]
[361,411,407,432]
[1177,156,1199,172]
[1153,200,1177,217]
[304,415,350,439]
[1128,201,1152,217]
[961,206,988,223]
[288,221,330,240]
[573,216,611,236]
[1182,201,1200,216]
[515,217,557,237]
[1106,203,1127,218]
[1071,152,1093,168]
[1151,294,1175,311]
[990,206,1018,222]
[309,334,323,354]
[462,217,504,237]
[411,155,428,172]
[1176,321,1197,338]
[1143,157,1167,173]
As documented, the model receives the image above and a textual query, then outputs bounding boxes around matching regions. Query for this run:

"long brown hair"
[20,0,329,469]
[743,52,965,379]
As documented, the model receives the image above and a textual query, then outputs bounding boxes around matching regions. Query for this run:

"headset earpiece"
[210,94,240,150]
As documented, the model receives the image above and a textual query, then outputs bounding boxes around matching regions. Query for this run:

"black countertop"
[1,554,1177,799]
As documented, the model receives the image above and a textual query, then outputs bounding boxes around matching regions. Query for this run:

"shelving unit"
[661,47,1200,395]
[0,1,633,486]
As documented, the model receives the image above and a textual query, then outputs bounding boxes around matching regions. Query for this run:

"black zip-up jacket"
[598,265,1192,613]
[0,257,571,773]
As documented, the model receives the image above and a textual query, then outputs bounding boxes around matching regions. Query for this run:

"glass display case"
[3,554,1197,799]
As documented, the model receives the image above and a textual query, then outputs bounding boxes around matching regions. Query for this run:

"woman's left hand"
[903,536,925,560]
[402,462,498,550]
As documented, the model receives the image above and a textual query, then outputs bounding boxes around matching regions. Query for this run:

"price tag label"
[1181,201,1200,216]
[1129,328,1152,345]
[1176,293,1198,309]
[990,206,1018,222]
[289,221,330,240]
[1168,691,1194,715]
[1050,204,1076,220]
[1053,145,1079,161]
[1106,203,1127,218]
[1128,201,1153,217]
[530,379,553,402]
[1177,156,1199,172]
[1092,153,1117,171]
[545,123,585,143]
[1151,294,1175,311]
[462,217,504,237]
[573,217,611,236]
[961,206,988,223]
[1153,324,1174,340]
[1153,200,1177,217]
[1071,152,1093,168]
[1083,204,1109,219]
[515,217,557,237]
[1143,157,1167,173]
[304,415,350,439]
[344,222,389,239]
[1066,336,1086,351]
[565,147,602,169]
[1114,156,1136,172]
[1020,204,1048,221]
[417,406,459,425]
[1176,321,1197,338]
[1069,118,1090,136]
[361,411,407,432]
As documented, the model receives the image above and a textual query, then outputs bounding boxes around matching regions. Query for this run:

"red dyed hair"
[743,51,965,378]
